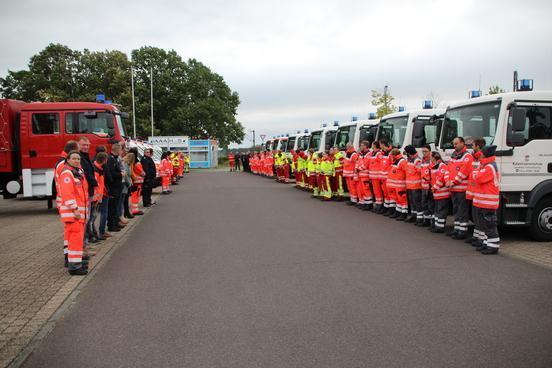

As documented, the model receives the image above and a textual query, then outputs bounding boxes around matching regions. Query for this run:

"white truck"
[437,91,552,241]
[308,124,339,153]
[334,115,380,150]
[376,107,445,150]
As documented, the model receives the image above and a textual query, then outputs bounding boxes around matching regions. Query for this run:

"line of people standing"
[249,137,501,255]
[55,139,159,275]
[227,152,251,172]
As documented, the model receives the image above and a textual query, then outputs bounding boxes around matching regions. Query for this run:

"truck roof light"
[422,100,433,109]
[333,121,339,126]
[469,90,481,98]
[286,134,289,137]
[368,112,377,119]
[304,129,309,133]
[322,123,327,128]
[352,116,358,121]
[518,79,533,91]
[105,100,112,104]
[398,106,405,112]
[96,93,105,103]
[297,130,301,134]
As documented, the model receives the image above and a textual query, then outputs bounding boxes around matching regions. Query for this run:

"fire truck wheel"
[530,196,552,242]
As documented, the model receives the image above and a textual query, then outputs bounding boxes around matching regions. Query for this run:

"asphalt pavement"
[23,171,552,368]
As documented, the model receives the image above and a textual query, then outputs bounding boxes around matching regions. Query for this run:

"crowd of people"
[55,137,188,276]
[227,152,251,172]
[249,137,501,255]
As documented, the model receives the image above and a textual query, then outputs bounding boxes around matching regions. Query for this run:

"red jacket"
[447,147,474,192]
[379,149,393,180]
[420,157,431,190]
[160,158,172,177]
[472,156,500,210]
[93,162,106,202]
[369,150,384,180]
[387,154,407,189]
[343,149,358,178]
[133,162,145,184]
[405,154,422,190]
[58,167,88,223]
[356,150,370,180]
[431,161,450,200]
[466,151,483,200]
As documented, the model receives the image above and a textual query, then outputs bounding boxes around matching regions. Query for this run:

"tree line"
[0,44,245,147]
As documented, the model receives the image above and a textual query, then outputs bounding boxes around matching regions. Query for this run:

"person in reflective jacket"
[472,145,501,255]
[404,145,423,224]
[59,151,89,275]
[429,152,450,233]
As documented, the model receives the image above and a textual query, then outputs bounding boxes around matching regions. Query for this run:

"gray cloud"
[1,0,551,146]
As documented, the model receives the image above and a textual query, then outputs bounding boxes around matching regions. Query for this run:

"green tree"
[371,86,397,118]
[488,85,505,95]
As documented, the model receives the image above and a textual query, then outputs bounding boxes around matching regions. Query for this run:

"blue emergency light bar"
[469,90,481,98]
[519,79,533,91]
[96,93,105,103]
[398,106,405,112]
[297,130,301,134]
[322,123,327,128]
[422,100,433,109]
[286,134,289,137]
[105,100,112,104]
[333,121,339,126]
[304,129,309,133]
[352,116,358,121]
[369,113,377,119]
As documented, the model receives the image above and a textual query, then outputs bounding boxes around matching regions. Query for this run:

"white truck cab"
[437,91,552,241]
[334,115,380,151]
[376,107,445,151]
[308,124,338,153]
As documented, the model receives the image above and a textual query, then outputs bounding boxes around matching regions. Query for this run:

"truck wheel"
[530,197,552,242]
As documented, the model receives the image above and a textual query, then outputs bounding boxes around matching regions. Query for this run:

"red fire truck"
[0,99,129,206]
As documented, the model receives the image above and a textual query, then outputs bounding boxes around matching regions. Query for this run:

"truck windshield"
[377,116,408,147]
[359,125,377,144]
[280,140,288,151]
[325,130,336,151]
[309,131,322,151]
[298,136,309,151]
[286,137,296,152]
[441,101,501,149]
[336,125,355,149]
[265,141,271,151]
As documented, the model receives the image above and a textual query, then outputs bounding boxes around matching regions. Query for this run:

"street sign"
[260,134,266,141]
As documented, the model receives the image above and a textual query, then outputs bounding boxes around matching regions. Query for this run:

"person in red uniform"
[228,153,235,172]
[59,151,89,275]
[447,137,474,239]
[130,155,145,215]
[419,145,432,226]
[472,145,501,254]
[429,152,450,233]
[379,139,394,216]
[387,148,408,220]
[404,145,423,224]
[355,141,373,210]
[343,143,359,205]
[465,138,485,244]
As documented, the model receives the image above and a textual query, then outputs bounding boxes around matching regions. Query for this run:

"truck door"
[26,111,64,169]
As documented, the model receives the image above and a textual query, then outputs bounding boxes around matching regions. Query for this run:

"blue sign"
[189,140,209,146]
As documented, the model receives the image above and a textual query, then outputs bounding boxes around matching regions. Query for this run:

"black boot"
[430,227,445,233]
[396,213,407,221]
[415,220,424,227]
[464,237,474,244]
[452,232,467,240]
[384,207,394,217]
[345,200,356,206]
[68,267,88,276]
[481,247,499,255]
[421,219,431,227]
[362,204,373,211]
[405,214,416,223]
[476,245,487,252]
[389,210,399,219]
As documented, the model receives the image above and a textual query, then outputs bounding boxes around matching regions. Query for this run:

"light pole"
[131,64,136,139]
[150,66,154,137]
[249,129,255,150]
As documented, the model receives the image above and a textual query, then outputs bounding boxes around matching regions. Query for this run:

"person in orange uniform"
[368,141,384,213]
[419,145,433,226]
[265,152,274,178]
[59,151,89,275]
[355,141,373,210]
[343,143,359,205]
[178,152,185,178]
[89,152,107,242]
[160,152,172,194]
[387,148,408,220]
[465,138,485,244]
[228,153,235,172]
[130,155,145,215]
[404,145,423,224]
[330,146,345,200]
[472,145,500,254]
[447,137,474,239]
[379,140,394,216]
[429,152,450,233]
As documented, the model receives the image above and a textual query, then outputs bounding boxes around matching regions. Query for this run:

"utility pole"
[250,129,255,150]
[131,65,136,139]
[150,66,154,137]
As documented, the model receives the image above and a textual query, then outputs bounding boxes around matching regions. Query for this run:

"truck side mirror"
[84,111,98,119]
[120,112,130,119]
[509,132,525,146]
[511,108,526,132]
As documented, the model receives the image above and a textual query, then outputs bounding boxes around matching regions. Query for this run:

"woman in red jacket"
[59,151,89,275]
[429,152,450,233]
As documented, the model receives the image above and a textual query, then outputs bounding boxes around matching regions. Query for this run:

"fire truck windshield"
[441,101,501,149]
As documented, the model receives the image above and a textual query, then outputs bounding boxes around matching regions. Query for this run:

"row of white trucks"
[263,91,552,242]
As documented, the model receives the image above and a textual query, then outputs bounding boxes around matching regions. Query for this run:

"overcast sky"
[2,0,551,146]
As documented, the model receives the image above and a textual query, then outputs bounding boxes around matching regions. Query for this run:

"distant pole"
[150,66,154,137]
[250,129,256,150]
[513,70,518,92]
[131,65,136,139]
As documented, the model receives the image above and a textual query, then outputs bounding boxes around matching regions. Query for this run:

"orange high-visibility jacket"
[160,158,172,177]
[420,157,431,190]
[387,154,407,189]
[93,162,106,202]
[342,149,358,178]
[356,150,370,180]
[405,154,422,190]
[447,147,474,192]
[379,149,393,180]
[431,161,450,200]
[369,150,384,180]
[472,156,500,210]
[58,167,88,223]
[466,151,482,200]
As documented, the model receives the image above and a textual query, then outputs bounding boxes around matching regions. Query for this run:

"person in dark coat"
[106,143,123,232]
[140,148,157,207]
[78,137,98,244]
